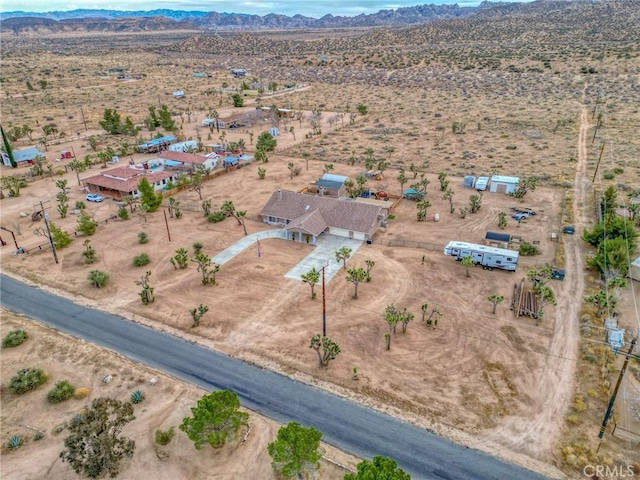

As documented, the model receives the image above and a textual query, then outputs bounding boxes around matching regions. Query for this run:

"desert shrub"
[9,368,48,394]
[519,242,540,256]
[130,390,145,404]
[138,231,149,244]
[133,253,151,267]
[206,211,226,223]
[583,354,597,363]
[155,426,175,446]
[47,380,75,404]
[2,329,29,348]
[566,414,580,425]
[572,394,587,413]
[192,242,203,254]
[87,270,109,288]
[33,431,44,441]
[603,171,615,180]
[74,387,90,399]
[117,207,129,220]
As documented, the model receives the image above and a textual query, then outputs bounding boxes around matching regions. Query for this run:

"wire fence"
[612,423,640,445]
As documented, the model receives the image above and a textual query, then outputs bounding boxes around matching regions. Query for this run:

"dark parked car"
[562,225,575,234]
[551,269,566,280]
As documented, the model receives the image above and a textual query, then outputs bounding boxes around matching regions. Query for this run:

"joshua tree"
[301,267,320,300]
[135,271,154,305]
[443,189,455,214]
[416,200,432,222]
[488,294,504,314]
[498,212,508,229]
[421,303,429,324]
[169,247,189,269]
[461,256,473,277]
[426,308,442,328]
[397,169,408,195]
[335,247,352,269]
[346,267,367,299]
[189,304,209,328]
[364,259,375,282]
[469,193,482,213]
[192,253,220,285]
[438,172,449,191]
[302,151,310,171]
[288,162,295,179]
[309,334,341,368]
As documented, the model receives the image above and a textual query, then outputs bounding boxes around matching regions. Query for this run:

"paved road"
[0,274,548,480]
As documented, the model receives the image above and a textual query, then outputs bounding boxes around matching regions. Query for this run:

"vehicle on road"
[551,269,566,280]
[562,225,575,234]
[86,193,104,202]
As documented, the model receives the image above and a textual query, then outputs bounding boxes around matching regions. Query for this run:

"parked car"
[512,212,533,221]
[551,269,566,280]
[86,193,104,202]
[562,225,576,234]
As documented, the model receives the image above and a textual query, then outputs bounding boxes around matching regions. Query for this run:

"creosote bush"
[155,426,175,446]
[133,253,151,267]
[2,329,29,348]
[9,368,48,394]
[47,380,76,404]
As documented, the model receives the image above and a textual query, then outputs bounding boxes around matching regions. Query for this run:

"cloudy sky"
[1,1,531,17]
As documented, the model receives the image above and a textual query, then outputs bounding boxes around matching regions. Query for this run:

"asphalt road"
[0,274,549,480]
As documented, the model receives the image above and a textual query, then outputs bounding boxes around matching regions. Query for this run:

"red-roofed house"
[81,165,178,200]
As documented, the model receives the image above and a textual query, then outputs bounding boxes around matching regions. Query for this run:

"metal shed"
[490,175,519,194]
[485,231,511,247]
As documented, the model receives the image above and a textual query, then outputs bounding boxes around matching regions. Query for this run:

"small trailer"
[443,241,519,271]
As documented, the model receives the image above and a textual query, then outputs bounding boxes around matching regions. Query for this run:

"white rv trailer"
[443,241,519,271]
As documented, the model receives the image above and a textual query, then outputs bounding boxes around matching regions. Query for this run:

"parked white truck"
[444,241,519,271]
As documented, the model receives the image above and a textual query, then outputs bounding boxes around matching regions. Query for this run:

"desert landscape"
[1,1,640,479]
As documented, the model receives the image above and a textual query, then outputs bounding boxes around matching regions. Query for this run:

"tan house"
[260,190,386,244]
[82,165,177,200]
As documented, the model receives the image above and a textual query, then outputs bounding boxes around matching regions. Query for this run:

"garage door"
[496,183,507,194]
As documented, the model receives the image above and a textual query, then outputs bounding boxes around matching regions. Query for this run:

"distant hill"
[0,16,197,34]
[0,2,515,33]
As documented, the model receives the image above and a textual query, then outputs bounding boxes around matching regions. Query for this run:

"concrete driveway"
[284,234,362,284]
[211,230,362,285]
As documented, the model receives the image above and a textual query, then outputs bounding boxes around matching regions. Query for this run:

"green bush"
[133,253,151,267]
[87,270,109,288]
[47,380,75,404]
[138,231,149,244]
[519,242,540,256]
[9,368,48,394]
[118,207,129,220]
[193,242,204,254]
[33,431,45,441]
[2,329,29,348]
[155,426,175,446]
[206,211,226,223]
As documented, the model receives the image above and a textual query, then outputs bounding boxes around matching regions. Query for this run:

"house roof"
[491,175,519,183]
[11,147,45,162]
[284,209,328,237]
[159,151,208,165]
[82,166,174,193]
[261,190,384,236]
[317,173,348,190]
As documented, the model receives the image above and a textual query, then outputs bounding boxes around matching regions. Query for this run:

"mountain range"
[0,2,515,32]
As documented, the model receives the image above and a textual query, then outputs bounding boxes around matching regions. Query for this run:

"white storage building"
[490,175,520,194]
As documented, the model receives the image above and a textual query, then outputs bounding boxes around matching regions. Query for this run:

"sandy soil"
[1,32,639,479]
[0,311,357,479]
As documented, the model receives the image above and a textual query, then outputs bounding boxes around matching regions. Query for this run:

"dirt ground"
[0,311,357,479]
[1,30,640,480]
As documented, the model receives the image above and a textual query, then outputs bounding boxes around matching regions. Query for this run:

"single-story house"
[167,141,198,153]
[490,175,520,194]
[159,150,218,170]
[137,135,177,154]
[203,113,247,130]
[260,190,386,244]
[630,256,640,282]
[315,173,348,197]
[2,147,45,167]
[82,165,178,200]
[173,90,185,99]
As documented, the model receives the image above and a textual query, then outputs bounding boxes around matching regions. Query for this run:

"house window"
[268,216,276,223]
[162,179,167,185]
[507,258,512,261]
[496,261,502,264]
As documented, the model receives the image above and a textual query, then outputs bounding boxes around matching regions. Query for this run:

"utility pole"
[598,336,638,438]
[0,226,20,251]
[163,209,171,242]
[591,142,606,184]
[40,201,59,264]
[322,265,327,337]
[78,104,88,132]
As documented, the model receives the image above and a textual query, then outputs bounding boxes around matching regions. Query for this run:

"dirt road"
[479,98,591,460]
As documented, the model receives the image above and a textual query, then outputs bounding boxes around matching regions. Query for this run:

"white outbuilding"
[630,256,640,282]
[490,175,520,194]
